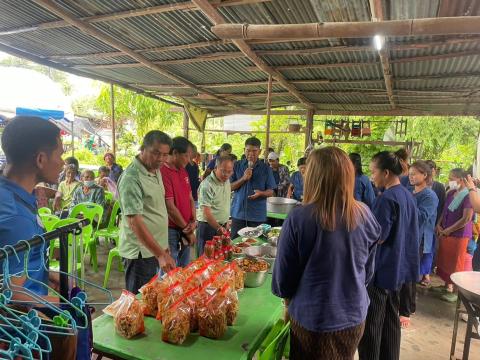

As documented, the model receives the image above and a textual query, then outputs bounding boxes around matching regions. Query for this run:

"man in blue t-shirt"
[0,116,64,302]
[230,137,276,239]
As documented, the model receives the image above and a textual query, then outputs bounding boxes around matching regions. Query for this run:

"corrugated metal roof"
[0,0,478,115]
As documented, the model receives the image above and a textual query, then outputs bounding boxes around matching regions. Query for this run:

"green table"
[93,276,282,360]
[267,212,288,220]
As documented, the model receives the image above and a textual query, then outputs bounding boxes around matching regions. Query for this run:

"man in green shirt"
[118,131,175,294]
[196,155,233,256]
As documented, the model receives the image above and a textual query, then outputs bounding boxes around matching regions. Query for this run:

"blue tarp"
[15,107,69,121]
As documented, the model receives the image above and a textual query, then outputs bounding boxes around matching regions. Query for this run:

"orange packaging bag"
[113,290,145,339]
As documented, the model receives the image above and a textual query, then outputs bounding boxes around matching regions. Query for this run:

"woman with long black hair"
[349,153,376,208]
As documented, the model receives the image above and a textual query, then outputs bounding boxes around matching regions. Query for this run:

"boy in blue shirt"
[0,116,64,302]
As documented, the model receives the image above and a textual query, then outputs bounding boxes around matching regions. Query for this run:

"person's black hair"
[297,157,306,167]
[371,151,403,176]
[450,168,466,179]
[215,143,232,156]
[1,116,61,166]
[215,155,234,167]
[245,137,261,148]
[425,160,437,170]
[141,130,172,150]
[267,147,275,153]
[410,160,432,183]
[98,166,109,174]
[241,154,246,160]
[230,154,238,161]
[170,136,192,155]
[349,153,363,176]
[64,156,79,170]
[394,148,409,162]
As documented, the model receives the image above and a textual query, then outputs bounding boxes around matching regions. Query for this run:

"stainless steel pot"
[244,270,268,288]
[267,197,298,215]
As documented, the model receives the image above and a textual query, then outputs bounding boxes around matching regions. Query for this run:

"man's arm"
[165,199,189,229]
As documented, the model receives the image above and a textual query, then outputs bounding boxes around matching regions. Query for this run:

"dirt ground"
[86,243,479,360]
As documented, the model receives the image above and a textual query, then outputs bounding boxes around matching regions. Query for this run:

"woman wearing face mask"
[433,168,474,302]
[70,169,105,213]
[358,151,419,360]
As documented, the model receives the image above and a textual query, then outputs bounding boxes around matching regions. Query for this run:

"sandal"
[440,293,458,303]
[419,279,431,287]
[430,285,448,294]
[400,316,411,329]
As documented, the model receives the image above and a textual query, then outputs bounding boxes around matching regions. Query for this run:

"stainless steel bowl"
[243,246,265,257]
[261,245,277,257]
[267,197,298,215]
[244,270,268,288]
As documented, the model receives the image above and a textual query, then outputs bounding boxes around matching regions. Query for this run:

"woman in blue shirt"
[272,147,380,360]
[350,153,375,208]
[202,143,232,179]
[287,157,306,201]
[358,151,419,360]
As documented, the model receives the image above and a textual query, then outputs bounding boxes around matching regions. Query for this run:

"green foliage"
[69,148,131,169]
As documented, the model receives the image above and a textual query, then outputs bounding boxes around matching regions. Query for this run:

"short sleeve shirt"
[230,159,276,222]
[197,172,231,224]
[0,176,48,295]
[442,190,473,238]
[58,180,80,209]
[160,163,193,228]
[290,171,304,201]
[118,157,169,259]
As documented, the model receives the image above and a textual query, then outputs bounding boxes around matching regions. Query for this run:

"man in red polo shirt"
[161,136,196,267]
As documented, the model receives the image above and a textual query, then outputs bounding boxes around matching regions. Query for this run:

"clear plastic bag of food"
[139,274,170,317]
[230,262,245,291]
[221,284,239,326]
[113,290,145,339]
[161,296,191,345]
[198,291,227,339]
[184,288,202,332]
[213,265,236,291]
[156,282,184,321]
[103,290,130,317]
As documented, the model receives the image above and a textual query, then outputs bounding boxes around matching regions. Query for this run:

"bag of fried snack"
[103,289,131,317]
[213,265,236,290]
[184,288,202,332]
[230,261,245,291]
[156,281,184,321]
[161,295,191,345]
[221,284,239,326]
[139,273,170,317]
[113,290,145,339]
[198,290,227,339]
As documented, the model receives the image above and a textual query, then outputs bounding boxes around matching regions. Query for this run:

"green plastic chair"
[69,202,104,272]
[38,207,52,216]
[95,200,120,246]
[103,246,122,288]
[104,191,114,202]
[49,218,84,279]
[258,320,290,360]
[40,214,60,233]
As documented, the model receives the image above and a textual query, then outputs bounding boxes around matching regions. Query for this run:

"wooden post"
[183,110,189,138]
[110,83,116,156]
[201,131,206,153]
[71,120,74,157]
[305,108,315,148]
[265,75,273,156]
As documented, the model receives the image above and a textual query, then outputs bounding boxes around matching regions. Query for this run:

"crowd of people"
[1,115,480,360]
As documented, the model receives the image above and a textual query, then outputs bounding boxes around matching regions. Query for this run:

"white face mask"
[448,181,459,190]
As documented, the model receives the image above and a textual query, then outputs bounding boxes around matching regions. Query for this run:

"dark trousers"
[122,255,158,294]
[231,218,264,239]
[358,285,401,360]
[196,221,217,257]
[399,282,416,317]
[473,247,480,271]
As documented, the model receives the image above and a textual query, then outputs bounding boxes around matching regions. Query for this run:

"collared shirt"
[272,203,380,332]
[160,163,193,228]
[108,163,123,183]
[57,180,80,209]
[272,165,290,198]
[354,174,376,209]
[0,176,48,295]
[290,171,304,201]
[230,159,276,222]
[70,184,105,211]
[197,172,231,224]
[372,184,419,290]
[118,157,168,259]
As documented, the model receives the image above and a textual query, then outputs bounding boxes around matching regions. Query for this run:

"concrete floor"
[86,242,479,360]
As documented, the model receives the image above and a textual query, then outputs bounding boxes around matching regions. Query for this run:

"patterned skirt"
[290,319,365,360]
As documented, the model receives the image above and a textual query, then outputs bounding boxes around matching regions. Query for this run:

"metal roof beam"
[191,0,314,109]
[31,0,239,107]
[0,0,271,36]
[370,0,395,109]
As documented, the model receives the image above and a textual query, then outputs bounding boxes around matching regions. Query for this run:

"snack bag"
[213,265,236,290]
[230,261,245,291]
[161,295,191,345]
[198,291,227,339]
[103,290,131,317]
[113,290,145,339]
[156,282,184,321]
[139,274,169,317]
[184,288,202,332]
[221,284,239,326]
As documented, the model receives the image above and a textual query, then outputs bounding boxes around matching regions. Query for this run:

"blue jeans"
[196,221,217,257]
[168,228,191,267]
[122,255,158,294]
